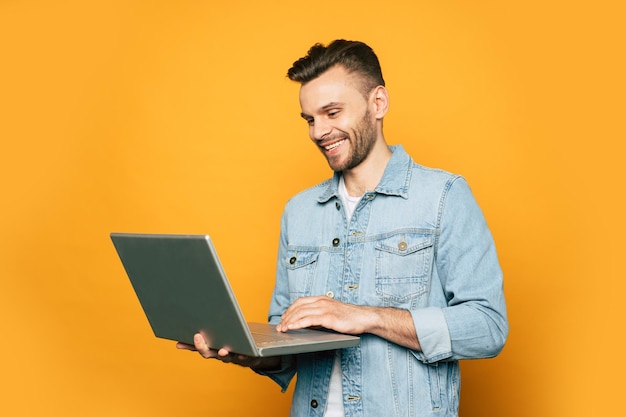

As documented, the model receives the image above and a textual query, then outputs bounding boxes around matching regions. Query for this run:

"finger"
[285,297,332,319]
[277,296,337,332]
[194,333,219,359]
[217,350,261,368]
[285,295,327,311]
[281,296,329,319]
[216,349,244,365]
[279,308,325,331]
[217,348,241,364]
[176,342,196,351]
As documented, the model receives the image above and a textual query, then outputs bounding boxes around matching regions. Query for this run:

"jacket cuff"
[410,307,452,363]
[252,355,297,392]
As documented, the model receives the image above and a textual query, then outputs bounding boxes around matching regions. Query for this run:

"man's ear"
[371,85,389,119]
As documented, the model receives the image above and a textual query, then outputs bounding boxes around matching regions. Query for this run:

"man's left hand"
[275,295,421,351]
[276,296,373,335]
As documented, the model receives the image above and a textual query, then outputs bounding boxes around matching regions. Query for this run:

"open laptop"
[110,232,360,357]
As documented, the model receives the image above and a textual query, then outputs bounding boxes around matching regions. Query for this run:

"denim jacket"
[262,145,508,417]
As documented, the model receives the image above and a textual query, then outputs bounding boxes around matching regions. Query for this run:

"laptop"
[110,232,360,357]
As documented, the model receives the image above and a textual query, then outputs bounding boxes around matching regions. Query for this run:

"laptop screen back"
[110,233,258,355]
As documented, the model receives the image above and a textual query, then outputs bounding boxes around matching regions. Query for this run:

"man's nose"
[311,119,332,141]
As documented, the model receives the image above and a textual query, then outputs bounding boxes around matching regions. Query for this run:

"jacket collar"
[317,145,413,203]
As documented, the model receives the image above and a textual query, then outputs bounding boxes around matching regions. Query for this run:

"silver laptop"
[110,233,360,357]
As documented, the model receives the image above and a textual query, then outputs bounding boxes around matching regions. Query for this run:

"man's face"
[299,65,378,172]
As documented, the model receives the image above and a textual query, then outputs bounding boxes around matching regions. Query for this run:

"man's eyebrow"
[320,102,343,111]
[300,102,344,119]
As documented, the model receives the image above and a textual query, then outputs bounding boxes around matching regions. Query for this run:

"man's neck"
[342,140,392,197]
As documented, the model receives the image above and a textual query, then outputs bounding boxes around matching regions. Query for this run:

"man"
[178,39,508,416]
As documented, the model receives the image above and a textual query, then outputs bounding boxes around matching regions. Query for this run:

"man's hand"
[276,296,372,334]
[176,333,281,370]
[276,296,421,351]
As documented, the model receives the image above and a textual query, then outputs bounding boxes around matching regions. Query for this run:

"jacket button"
[325,291,334,299]
[335,201,341,210]
[332,238,340,247]
[398,241,407,251]
[310,399,318,408]
[289,256,297,264]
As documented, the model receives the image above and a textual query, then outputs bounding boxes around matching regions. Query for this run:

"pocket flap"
[285,250,319,269]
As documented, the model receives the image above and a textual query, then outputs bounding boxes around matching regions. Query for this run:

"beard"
[325,109,377,172]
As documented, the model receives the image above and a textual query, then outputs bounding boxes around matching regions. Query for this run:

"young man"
[178,39,508,417]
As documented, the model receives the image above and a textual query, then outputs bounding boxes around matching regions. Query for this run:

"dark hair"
[287,39,385,96]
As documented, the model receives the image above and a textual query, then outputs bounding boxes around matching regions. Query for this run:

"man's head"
[287,40,390,174]
[287,39,385,98]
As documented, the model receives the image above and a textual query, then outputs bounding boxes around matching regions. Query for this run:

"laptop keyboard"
[252,330,314,346]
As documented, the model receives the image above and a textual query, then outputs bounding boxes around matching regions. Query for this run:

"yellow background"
[1,1,623,415]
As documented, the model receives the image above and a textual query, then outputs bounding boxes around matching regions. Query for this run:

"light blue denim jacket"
[262,145,508,417]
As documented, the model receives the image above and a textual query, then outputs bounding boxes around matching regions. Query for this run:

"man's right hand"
[176,333,281,370]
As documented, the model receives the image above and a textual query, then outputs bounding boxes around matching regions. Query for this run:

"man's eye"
[328,111,340,118]
[306,119,314,126]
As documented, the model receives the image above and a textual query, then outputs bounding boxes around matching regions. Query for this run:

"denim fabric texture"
[261,145,508,417]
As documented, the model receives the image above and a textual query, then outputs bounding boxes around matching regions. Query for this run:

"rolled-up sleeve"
[413,177,508,362]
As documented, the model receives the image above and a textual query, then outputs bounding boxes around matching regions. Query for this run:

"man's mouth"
[323,139,345,151]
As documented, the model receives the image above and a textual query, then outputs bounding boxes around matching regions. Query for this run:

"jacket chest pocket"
[285,250,319,302]
[375,234,434,303]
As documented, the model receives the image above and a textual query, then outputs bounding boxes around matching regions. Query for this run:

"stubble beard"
[326,110,377,173]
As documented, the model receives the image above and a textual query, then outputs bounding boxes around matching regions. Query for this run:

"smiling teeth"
[324,140,344,151]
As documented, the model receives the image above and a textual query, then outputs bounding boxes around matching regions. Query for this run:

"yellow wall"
[1,1,623,415]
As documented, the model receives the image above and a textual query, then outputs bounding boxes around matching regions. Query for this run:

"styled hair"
[287,39,385,96]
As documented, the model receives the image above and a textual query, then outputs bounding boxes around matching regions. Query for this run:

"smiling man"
[298,63,385,173]
[179,39,508,417]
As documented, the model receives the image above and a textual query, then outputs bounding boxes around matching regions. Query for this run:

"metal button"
[335,201,341,210]
[398,241,408,251]
[332,238,340,247]
[311,399,318,408]
[289,256,297,264]
[326,291,334,299]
